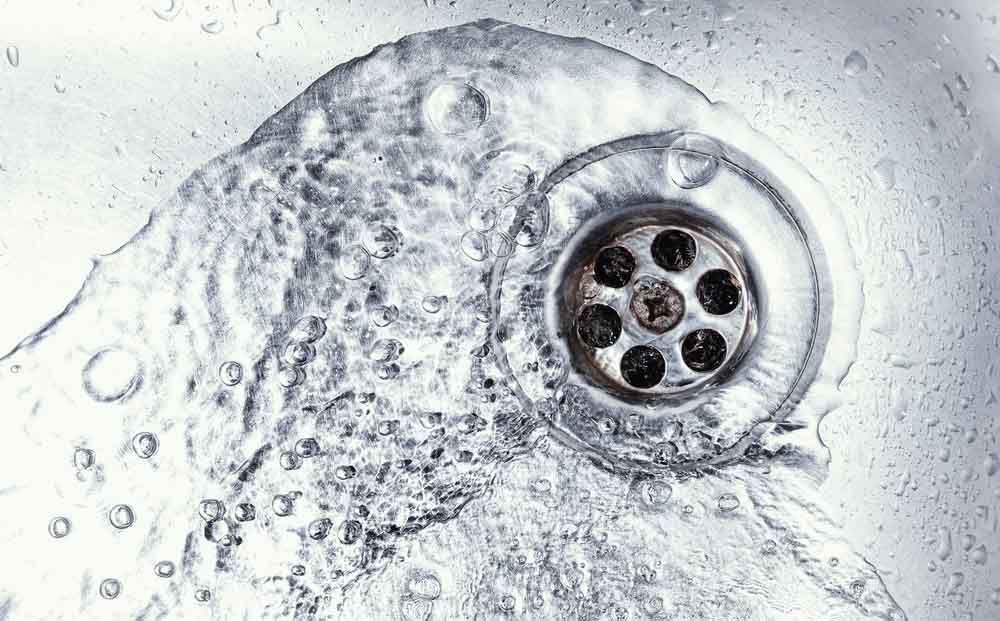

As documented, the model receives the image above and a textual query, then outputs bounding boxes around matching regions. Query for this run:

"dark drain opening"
[697,269,742,315]
[682,329,728,372]
[593,246,636,288]
[620,345,666,389]
[651,229,697,272]
[577,304,622,348]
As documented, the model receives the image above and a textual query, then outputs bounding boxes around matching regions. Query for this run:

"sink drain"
[493,130,834,473]
[565,212,755,397]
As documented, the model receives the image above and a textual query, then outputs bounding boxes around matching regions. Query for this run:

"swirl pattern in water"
[0,19,905,621]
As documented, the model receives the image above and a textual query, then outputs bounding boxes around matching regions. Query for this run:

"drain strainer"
[564,208,756,397]
[493,131,831,473]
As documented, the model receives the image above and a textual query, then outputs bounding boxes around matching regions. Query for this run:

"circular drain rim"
[489,130,833,473]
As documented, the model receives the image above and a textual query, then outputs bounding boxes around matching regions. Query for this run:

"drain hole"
[696,269,741,315]
[577,304,622,348]
[593,246,636,288]
[629,277,684,334]
[620,345,666,389]
[681,329,728,372]
[651,229,697,272]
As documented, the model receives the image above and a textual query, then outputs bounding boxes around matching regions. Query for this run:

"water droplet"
[99,578,122,600]
[283,341,316,366]
[272,494,294,516]
[844,50,868,76]
[131,432,159,459]
[74,447,95,469]
[460,230,489,261]
[154,560,175,578]
[985,452,998,476]
[234,503,256,522]
[988,55,1000,74]
[378,419,400,435]
[48,517,71,538]
[972,544,988,565]
[195,588,211,602]
[368,338,403,363]
[280,450,302,470]
[498,594,516,612]
[339,244,371,280]
[666,134,721,189]
[218,361,243,386]
[6,45,19,68]
[109,504,135,529]
[294,438,320,458]
[717,493,740,512]
[82,348,141,402]
[255,10,284,40]
[201,19,224,35]
[872,157,897,191]
[421,295,446,314]
[308,517,333,540]
[362,223,401,259]
[406,571,442,600]
[335,465,357,480]
[642,480,673,506]
[371,304,399,327]
[425,80,489,134]
[152,0,182,21]
[54,79,66,94]
[277,365,305,388]
[290,315,326,342]
[338,519,363,544]
[198,499,225,522]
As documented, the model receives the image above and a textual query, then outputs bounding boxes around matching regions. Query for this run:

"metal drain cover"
[494,132,828,473]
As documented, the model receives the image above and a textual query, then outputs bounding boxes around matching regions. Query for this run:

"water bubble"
[369,338,404,363]
[291,564,306,576]
[152,0,182,21]
[641,480,673,506]
[338,519,363,544]
[844,50,868,76]
[82,348,141,402]
[376,363,400,380]
[6,45,19,68]
[48,517,71,538]
[460,230,489,261]
[406,571,442,600]
[204,518,231,544]
[362,223,401,259]
[378,420,400,435]
[972,544,988,565]
[717,493,741,512]
[109,504,135,529]
[279,451,302,470]
[154,560,175,578]
[277,365,305,388]
[421,295,446,314]
[272,494,294,516]
[218,361,243,386]
[666,134,721,189]
[234,503,256,522]
[308,517,333,541]
[201,20,224,35]
[74,447,95,469]
[99,578,121,600]
[466,200,499,232]
[294,437,321,458]
[498,594,516,612]
[283,341,316,366]
[339,244,371,280]
[195,588,211,602]
[198,499,225,522]
[425,80,489,134]
[335,465,357,480]
[420,412,443,428]
[131,432,159,459]
[371,305,399,327]
[761,539,777,555]
[290,315,327,342]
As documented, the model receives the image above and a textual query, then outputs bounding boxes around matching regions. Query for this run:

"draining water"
[0,19,907,620]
